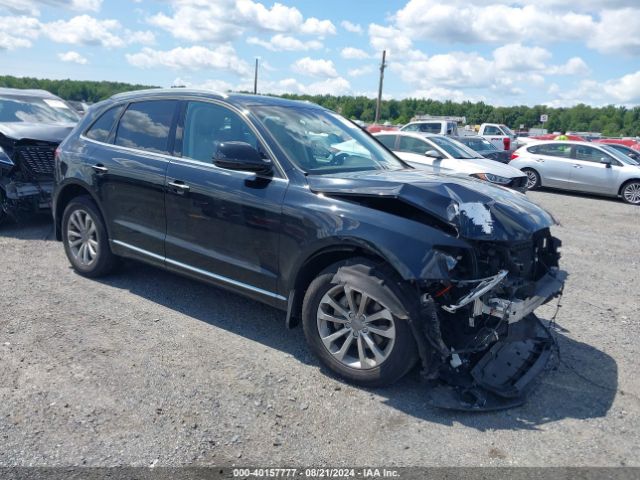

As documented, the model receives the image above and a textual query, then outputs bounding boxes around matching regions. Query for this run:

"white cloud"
[43,15,152,48]
[0,0,102,15]
[172,75,351,96]
[409,87,484,103]
[348,65,374,77]
[545,71,640,107]
[548,57,590,76]
[292,57,338,78]
[148,0,334,43]
[247,34,322,51]
[492,43,550,72]
[368,23,412,55]
[0,15,40,49]
[341,20,362,34]
[58,50,88,64]
[126,45,251,76]
[341,47,370,59]
[589,8,640,55]
[300,17,336,36]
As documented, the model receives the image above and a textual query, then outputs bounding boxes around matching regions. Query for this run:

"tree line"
[1,75,638,136]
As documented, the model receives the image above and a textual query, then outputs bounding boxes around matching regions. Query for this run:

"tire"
[302,258,418,387]
[522,168,540,190]
[620,180,640,205]
[61,195,118,277]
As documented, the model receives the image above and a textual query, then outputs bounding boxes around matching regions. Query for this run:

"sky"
[1,0,639,107]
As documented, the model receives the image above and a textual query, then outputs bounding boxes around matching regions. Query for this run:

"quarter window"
[115,100,177,154]
[181,102,259,163]
[85,105,124,143]
[398,136,429,155]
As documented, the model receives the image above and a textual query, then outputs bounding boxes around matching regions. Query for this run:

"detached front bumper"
[426,269,566,411]
[1,180,53,209]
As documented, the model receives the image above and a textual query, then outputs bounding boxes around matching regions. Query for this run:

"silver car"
[510,141,640,205]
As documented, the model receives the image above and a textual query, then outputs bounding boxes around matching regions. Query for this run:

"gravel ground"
[0,189,639,467]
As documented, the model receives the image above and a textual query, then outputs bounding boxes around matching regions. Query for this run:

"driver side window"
[399,136,429,155]
[182,101,259,163]
[574,145,613,164]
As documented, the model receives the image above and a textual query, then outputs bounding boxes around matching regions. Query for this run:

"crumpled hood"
[0,122,75,144]
[307,169,556,241]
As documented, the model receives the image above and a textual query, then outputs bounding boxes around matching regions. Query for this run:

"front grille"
[16,144,57,178]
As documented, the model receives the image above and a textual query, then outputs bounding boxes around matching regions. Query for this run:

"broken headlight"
[471,173,512,185]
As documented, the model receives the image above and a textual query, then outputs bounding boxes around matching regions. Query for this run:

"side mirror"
[425,149,442,159]
[214,141,272,174]
[600,157,613,168]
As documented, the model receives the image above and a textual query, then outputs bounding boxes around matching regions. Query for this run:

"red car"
[594,138,640,151]
[366,124,398,134]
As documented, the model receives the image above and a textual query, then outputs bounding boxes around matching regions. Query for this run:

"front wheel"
[621,180,640,205]
[62,196,118,277]
[522,168,540,190]
[302,259,417,387]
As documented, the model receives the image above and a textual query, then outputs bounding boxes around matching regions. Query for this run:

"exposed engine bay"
[416,228,565,410]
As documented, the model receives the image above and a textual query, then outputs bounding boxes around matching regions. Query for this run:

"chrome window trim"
[112,240,287,301]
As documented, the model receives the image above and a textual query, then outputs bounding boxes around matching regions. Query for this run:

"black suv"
[53,89,566,409]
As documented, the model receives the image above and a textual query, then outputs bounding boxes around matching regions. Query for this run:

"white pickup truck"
[401,121,518,152]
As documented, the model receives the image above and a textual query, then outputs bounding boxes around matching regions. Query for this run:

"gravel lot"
[0,189,639,467]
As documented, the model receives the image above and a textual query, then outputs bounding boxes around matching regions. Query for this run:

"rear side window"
[85,105,124,143]
[529,143,571,158]
[398,136,428,155]
[115,100,177,154]
[376,134,397,149]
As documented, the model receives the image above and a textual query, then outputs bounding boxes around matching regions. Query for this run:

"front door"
[568,145,621,195]
[528,143,574,188]
[164,100,287,297]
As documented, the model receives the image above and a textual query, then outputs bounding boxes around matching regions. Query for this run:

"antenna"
[374,50,387,125]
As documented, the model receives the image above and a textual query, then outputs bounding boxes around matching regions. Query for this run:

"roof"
[519,140,613,148]
[374,130,439,140]
[0,87,60,98]
[109,88,324,110]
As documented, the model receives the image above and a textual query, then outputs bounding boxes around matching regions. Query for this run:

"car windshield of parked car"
[502,125,515,136]
[252,106,407,175]
[0,96,79,124]
[601,144,639,165]
[429,136,483,159]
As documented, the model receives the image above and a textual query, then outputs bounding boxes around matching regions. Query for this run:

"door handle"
[572,164,583,169]
[167,180,190,193]
[92,164,108,174]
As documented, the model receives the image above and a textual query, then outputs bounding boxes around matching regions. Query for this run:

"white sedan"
[374,132,528,192]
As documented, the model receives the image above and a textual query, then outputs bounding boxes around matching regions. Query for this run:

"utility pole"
[253,58,259,94]
[374,50,387,125]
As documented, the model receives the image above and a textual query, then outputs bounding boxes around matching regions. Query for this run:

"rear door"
[95,99,178,261]
[526,143,573,188]
[568,145,622,195]
[164,100,287,296]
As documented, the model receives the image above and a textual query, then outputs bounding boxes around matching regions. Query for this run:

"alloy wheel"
[316,284,396,370]
[524,170,538,189]
[67,209,99,266]
[623,182,640,205]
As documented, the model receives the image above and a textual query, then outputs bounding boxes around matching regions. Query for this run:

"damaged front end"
[414,229,566,411]
[0,137,56,223]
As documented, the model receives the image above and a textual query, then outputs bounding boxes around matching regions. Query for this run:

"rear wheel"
[621,180,640,205]
[62,196,118,277]
[522,168,540,190]
[302,259,417,387]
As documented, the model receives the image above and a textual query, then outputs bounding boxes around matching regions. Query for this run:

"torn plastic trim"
[442,269,509,313]
[2,180,53,200]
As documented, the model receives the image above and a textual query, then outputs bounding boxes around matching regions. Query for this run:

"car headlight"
[471,172,512,185]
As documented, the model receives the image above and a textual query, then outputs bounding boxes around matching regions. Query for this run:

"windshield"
[429,136,483,159]
[0,95,80,124]
[601,145,639,165]
[252,106,407,175]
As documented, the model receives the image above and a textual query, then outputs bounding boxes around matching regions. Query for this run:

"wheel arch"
[619,178,640,202]
[285,244,401,329]
[54,181,107,241]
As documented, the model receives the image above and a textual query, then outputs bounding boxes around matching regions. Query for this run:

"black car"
[53,89,566,410]
[453,136,510,163]
[0,88,79,223]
